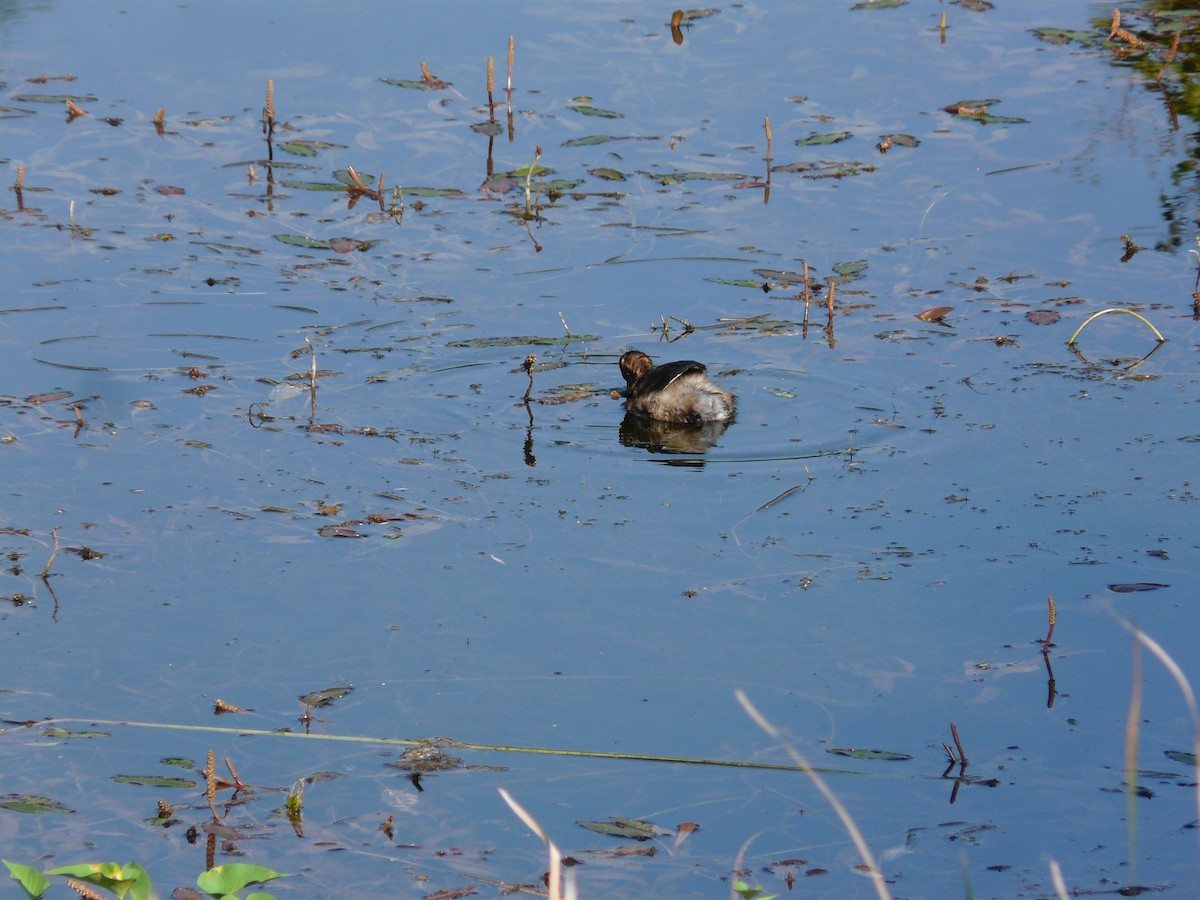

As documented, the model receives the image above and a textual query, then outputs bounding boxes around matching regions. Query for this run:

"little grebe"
[619,350,736,424]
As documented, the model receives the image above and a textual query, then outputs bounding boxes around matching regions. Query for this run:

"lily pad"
[589,167,627,181]
[1165,750,1197,766]
[1108,582,1169,593]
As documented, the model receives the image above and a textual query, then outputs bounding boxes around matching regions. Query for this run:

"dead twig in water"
[40,527,60,579]
[557,311,571,339]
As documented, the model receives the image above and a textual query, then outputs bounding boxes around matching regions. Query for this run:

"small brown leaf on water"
[1025,310,1060,325]
[156,184,186,196]
[916,306,953,322]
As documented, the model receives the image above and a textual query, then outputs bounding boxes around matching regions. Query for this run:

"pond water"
[2,1,1199,898]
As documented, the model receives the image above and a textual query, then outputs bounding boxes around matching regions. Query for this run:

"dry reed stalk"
[487,55,495,120]
[1042,595,1056,650]
[737,690,892,900]
[205,749,219,819]
[39,527,59,579]
[507,35,514,96]
[499,788,575,900]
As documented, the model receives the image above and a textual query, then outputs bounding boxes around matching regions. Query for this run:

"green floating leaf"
[273,234,334,249]
[278,140,346,158]
[300,685,355,707]
[852,0,908,7]
[577,816,656,840]
[503,164,554,179]
[562,134,659,147]
[447,334,601,349]
[1108,582,1170,593]
[588,167,626,181]
[11,93,99,104]
[753,268,807,282]
[196,863,289,895]
[112,775,198,788]
[827,748,912,761]
[1031,27,1096,46]
[277,180,347,192]
[42,727,109,739]
[767,387,796,399]
[0,794,73,814]
[4,860,50,897]
[831,259,868,283]
[1165,750,1197,766]
[879,133,919,148]
[795,131,852,147]
[404,186,468,198]
[333,168,375,187]
[45,862,152,900]
[706,277,766,289]
[379,77,449,90]
[569,104,624,119]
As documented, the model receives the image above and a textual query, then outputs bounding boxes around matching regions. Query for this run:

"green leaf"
[41,727,109,739]
[1165,749,1197,766]
[300,685,354,707]
[568,104,624,119]
[4,860,50,898]
[588,167,626,181]
[577,816,656,840]
[196,863,289,895]
[45,862,151,900]
[112,774,198,788]
[795,131,852,146]
[831,259,868,283]
[273,234,334,249]
[827,748,912,761]
[446,334,601,349]
[278,140,346,157]
[0,794,73,814]
[11,93,99,104]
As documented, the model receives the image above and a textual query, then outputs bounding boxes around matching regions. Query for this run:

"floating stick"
[1066,307,1165,346]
